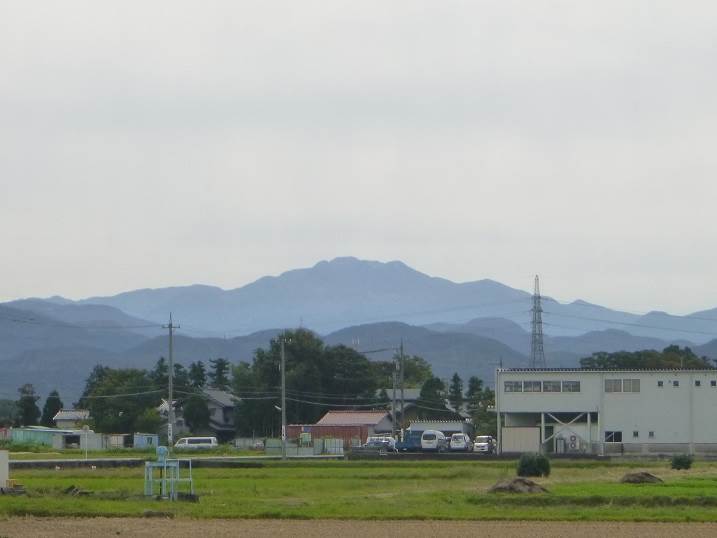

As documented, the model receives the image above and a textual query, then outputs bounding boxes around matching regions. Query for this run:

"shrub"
[671,454,693,470]
[517,453,551,477]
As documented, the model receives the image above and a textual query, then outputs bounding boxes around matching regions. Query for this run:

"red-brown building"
[287,410,393,447]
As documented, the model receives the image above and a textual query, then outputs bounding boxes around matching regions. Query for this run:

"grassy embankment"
[3,459,717,521]
[2,441,259,460]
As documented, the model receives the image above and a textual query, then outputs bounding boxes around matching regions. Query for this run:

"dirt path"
[2,518,717,538]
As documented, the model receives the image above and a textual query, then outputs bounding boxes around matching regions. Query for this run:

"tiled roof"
[316,410,390,426]
[53,409,90,421]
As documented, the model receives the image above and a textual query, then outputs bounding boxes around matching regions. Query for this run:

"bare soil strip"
[2,518,717,538]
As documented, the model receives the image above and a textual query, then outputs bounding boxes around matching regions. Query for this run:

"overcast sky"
[1,1,716,314]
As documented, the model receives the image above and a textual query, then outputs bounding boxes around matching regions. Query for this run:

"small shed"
[105,433,132,449]
[11,427,72,449]
[134,433,159,449]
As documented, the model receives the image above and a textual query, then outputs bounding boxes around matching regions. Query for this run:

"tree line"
[2,328,504,435]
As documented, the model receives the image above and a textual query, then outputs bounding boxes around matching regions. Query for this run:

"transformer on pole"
[530,275,546,368]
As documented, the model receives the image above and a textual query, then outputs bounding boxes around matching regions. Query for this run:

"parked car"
[473,435,495,454]
[363,436,397,452]
[449,433,473,452]
[174,436,219,449]
[420,430,447,452]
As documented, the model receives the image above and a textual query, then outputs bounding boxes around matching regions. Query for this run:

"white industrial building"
[496,368,717,456]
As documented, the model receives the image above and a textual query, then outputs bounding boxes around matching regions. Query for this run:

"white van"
[174,436,218,449]
[420,430,447,451]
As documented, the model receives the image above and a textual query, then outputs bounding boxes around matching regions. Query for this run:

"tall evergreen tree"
[465,376,484,415]
[41,390,63,427]
[189,361,207,388]
[448,373,464,412]
[150,357,169,387]
[415,377,451,419]
[173,363,190,390]
[209,358,231,390]
[16,384,41,426]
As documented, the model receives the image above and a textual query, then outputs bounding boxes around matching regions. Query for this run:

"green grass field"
[4,459,717,521]
[5,447,260,460]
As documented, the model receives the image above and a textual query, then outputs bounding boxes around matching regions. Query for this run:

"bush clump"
[517,453,551,477]
[671,454,693,470]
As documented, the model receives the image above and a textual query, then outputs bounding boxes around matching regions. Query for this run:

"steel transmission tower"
[530,275,546,368]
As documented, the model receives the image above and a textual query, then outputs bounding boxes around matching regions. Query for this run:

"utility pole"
[280,337,287,460]
[530,275,546,368]
[163,313,180,446]
[399,339,405,441]
[391,360,398,439]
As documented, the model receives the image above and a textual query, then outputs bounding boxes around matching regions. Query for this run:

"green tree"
[16,384,41,426]
[464,376,496,436]
[465,376,484,415]
[580,346,713,370]
[183,395,210,432]
[0,399,17,427]
[173,363,190,391]
[232,329,380,436]
[415,377,452,419]
[401,356,433,387]
[448,373,464,412]
[209,358,231,390]
[41,390,63,427]
[376,388,390,408]
[134,408,161,434]
[188,361,207,388]
[369,354,433,390]
[150,357,169,387]
[79,367,161,433]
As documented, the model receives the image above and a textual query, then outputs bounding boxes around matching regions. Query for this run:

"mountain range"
[2,256,716,402]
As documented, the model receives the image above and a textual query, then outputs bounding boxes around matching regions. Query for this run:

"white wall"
[502,427,539,453]
[0,450,8,488]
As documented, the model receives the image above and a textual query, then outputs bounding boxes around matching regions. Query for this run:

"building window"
[673,380,679,387]
[696,380,702,387]
[623,379,640,393]
[633,431,639,438]
[657,381,664,387]
[712,380,717,387]
[542,381,561,392]
[605,379,622,393]
[523,381,542,392]
[649,431,655,438]
[504,381,523,392]
[562,381,580,393]
[605,431,622,443]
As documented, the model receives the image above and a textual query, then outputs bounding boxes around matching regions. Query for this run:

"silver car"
[449,433,473,452]
[473,435,495,454]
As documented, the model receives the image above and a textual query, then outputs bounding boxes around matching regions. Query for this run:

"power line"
[542,310,717,338]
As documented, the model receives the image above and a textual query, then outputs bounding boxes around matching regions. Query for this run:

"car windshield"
[423,434,436,440]
[451,434,464,440]
[476,436,491,443]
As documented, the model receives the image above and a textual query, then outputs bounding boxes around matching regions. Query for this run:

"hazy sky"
[2,1,716,314]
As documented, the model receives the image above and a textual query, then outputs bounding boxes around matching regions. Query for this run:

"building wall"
[286,424,367,448]
[497,369,717,451]
[0,450,8,488]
